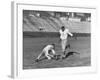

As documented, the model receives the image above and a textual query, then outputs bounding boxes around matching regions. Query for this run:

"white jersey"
[59,29,73,40]
[37,44,55,60]
[43,45,54,52]
[59,29,69,40]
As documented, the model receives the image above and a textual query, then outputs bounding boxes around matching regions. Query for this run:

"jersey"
[42,45,55,55]
[59,29,69,40]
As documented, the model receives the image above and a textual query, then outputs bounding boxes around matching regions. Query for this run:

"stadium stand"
[23,17,39,31]
[23,11,90,33]
[60,19,90,33]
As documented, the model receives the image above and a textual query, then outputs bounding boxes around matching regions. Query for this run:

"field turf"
[23,37,91,69]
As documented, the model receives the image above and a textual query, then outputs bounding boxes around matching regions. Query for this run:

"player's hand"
[71,34,73,37]
[70,34,73,37]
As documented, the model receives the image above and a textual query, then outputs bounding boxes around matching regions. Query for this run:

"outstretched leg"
[61,39,67,56]
[35,51,44,62]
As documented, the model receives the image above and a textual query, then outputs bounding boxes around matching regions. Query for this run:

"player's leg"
[61,39,67,54]
[61,39,68,59]
[61,39,65,58]
[50,49,59,59]
[64,39,67,54]
[36,51,44,62]
[65,37,71,49]
[61,39,65,53]
[45,51,52,60]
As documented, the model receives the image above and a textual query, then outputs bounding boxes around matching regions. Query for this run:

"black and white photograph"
[23,10,91,69]
[11,2,97,78]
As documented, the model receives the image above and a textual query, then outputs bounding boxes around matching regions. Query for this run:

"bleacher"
[60,20,90,33]
[23,12,90,33]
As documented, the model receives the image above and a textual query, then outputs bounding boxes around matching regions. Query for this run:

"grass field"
[23,36,91,69]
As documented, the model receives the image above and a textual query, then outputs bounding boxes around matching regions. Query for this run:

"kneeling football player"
[35,44,58,62]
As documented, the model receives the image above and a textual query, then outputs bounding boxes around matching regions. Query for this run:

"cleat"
[35,59,39,62]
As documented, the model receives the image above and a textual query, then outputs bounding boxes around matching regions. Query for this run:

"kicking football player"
[35,44,56,62]
[59,26,73,57]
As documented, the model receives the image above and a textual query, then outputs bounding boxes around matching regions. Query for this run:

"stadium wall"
[23,32,90,38]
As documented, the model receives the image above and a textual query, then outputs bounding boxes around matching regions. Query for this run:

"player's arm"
[48,49,56,58]
[68,30,73,37]
[51,49,56,55]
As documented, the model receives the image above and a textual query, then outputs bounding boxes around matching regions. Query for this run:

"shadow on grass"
[65,51,80,58]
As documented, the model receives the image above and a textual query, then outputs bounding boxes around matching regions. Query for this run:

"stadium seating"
[23,13,90,33]
[60,20,90,33]
[23,17,39,31]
